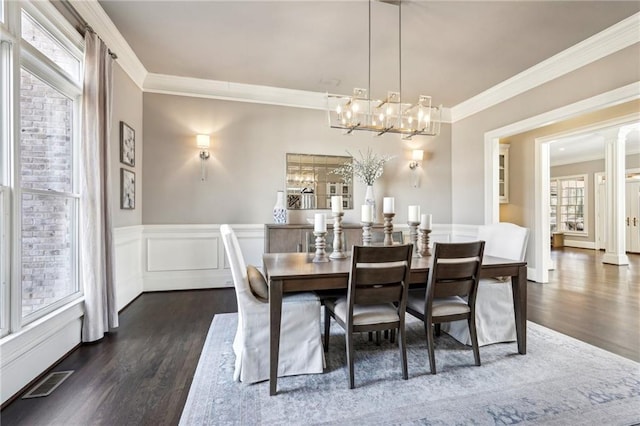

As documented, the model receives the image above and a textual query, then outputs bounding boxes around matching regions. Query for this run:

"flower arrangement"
[333,148,394,186]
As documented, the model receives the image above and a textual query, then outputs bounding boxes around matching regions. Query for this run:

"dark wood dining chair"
[406,241,485,374]
[324,244,413,389]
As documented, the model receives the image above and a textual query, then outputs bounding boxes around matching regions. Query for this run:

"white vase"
[273,191,287,224]
[365,185,376,223]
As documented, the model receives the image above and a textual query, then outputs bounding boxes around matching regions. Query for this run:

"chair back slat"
[348,245,413,307]
[433,279,474,298]
[354,264,408,286]
[428,241,485,303]
[354,284,403,305]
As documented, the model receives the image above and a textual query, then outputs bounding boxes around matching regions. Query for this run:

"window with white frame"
[550,174,588,235]
[0,1,83,332]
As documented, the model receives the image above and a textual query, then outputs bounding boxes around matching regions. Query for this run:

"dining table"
[263,251,527,396]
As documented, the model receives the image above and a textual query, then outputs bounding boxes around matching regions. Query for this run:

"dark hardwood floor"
[528,247,639,362]
[2,247,638,425]
[1,290,237,426]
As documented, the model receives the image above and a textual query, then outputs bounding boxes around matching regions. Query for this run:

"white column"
[602,127,629,265]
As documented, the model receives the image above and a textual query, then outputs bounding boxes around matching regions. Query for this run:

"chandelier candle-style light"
[327,1,441,139]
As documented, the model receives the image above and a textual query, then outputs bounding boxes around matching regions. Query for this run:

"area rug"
[180,313,640,425]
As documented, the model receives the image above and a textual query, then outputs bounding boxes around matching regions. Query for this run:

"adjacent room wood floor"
[2,247,638,425]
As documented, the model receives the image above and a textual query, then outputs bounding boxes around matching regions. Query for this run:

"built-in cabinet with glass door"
[499,144,510,204]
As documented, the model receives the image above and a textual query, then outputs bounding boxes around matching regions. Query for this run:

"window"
[20,68,79,318]
[0,1,83,331]
[550,175,588,235]
[21,10,81,82]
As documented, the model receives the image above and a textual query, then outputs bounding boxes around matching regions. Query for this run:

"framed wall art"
[120,121,135,167]
[120,168,135,209]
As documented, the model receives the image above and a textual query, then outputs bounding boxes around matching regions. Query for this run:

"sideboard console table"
[264,223,385,253]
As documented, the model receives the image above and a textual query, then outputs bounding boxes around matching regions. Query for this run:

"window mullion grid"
[20,42,82,96]
[0,37,12,335]
[8,0,22,333]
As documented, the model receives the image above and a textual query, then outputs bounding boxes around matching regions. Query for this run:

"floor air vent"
[22,370,74,399]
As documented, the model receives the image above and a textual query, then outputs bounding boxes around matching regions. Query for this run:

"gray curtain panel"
[80,31,117,342]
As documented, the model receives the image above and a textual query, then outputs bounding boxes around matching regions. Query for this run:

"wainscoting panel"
[147,237,219,272]
[114,226,144,310]
[141,225,264,291]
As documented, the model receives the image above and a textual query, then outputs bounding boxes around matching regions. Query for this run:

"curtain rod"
[58,0,118,59]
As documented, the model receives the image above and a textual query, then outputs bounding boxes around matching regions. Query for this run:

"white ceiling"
[96,0,640,108]
[549,125,640,167]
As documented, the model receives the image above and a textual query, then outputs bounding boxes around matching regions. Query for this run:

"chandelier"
[327,1,441,139]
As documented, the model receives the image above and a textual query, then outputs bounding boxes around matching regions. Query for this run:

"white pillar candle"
[420,214,431,229]
[331,195,343,213]
[361,204,373,222]
[314,213,326,232]
[383,197,395,214]
[408,205,420,222]
[420,213,433,229]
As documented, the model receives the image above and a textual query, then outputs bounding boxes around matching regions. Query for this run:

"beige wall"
[498,101,640,246]
[141,93,452,225]
[452,43,640,226]
[111,64,143,227]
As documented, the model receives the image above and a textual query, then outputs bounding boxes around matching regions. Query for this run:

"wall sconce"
[409,149,424,188]
[196,134,210,181]
[409,149,424,170]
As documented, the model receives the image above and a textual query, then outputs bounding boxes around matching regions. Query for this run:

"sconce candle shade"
[409,149,424,170]
[196,134,210,149]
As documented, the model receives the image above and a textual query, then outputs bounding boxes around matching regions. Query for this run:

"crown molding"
[144,73,328,110]
[451,12,640,123]
[144,73,454,121]
[69,0,147,89]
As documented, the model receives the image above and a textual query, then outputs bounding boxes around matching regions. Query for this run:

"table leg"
[511,265,527,354]
[269,279,283,396]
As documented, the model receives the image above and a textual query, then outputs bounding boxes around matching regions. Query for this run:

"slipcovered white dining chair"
[220,224,324,384]
[441,222,529,346]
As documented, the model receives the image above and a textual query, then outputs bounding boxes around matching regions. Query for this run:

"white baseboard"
[563,240,596,249]
[143,271,232,291]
